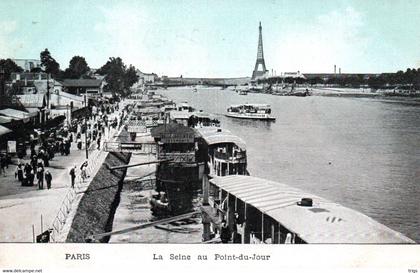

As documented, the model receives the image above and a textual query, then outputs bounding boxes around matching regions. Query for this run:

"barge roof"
[210,175,414,244]
[229,103,271,108]
[197,127,246,149]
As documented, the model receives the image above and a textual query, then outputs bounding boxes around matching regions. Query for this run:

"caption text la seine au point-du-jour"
[153,253,271,261]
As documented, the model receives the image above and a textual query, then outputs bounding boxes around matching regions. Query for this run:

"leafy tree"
[98,57,139,96]
[124,65,139,89]
[367,75,386,89]
[64,56,90,79]
[0,59,23,80]
[40,48,60,76]
[30,67,43,73]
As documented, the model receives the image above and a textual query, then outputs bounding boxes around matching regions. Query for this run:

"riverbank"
[310,87,420,100]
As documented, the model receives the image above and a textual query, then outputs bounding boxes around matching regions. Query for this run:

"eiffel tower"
[252,22,268,80]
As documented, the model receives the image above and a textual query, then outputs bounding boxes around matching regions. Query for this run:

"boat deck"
[209,175,415,244]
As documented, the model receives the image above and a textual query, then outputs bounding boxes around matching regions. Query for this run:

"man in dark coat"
[220,220,231,243]
[45,170,52,189]
[0,155,6,177]
[69,166,76,188]
[15,163,24,184]
[37,165,44,189]
[31,155,38,172]
[24,163,33,186]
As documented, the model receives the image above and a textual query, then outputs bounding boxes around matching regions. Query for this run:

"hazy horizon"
[1,0,419,77]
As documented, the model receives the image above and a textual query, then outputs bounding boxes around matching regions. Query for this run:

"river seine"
[157,87,420,242]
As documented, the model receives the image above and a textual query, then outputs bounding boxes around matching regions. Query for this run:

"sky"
[1,0,419,77]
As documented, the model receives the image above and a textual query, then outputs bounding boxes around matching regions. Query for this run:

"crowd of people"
[7,99,126,191]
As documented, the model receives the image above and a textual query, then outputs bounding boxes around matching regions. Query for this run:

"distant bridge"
[156,76,251,87]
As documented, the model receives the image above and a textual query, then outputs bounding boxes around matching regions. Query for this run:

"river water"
[156,87,420,242]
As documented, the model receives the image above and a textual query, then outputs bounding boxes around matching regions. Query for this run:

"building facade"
[12,59,42,72]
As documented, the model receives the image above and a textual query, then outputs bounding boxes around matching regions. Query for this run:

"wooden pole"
[40,214,43,233]
[226,193,230,225]
[278,223,282,244]
[242,203,250,244]
[271,224,275,244]
[202,174,209,205]
[218,188,223,222]
[261,213,264,243]
[32,225,35,243]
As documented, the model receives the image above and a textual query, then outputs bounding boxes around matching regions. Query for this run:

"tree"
[30,67,43,73]
[98,57,139,96]
[64,56,90,79]
[0,59,23,80]
[40,48,60,76]
[124,65,139,89]
[367,75,386,89]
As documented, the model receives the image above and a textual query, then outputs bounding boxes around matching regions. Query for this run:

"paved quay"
[0,109,123,242]
[0,142,87,242]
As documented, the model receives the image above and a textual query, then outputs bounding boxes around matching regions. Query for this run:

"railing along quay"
[49,148,104,242]
[49,114,125,242]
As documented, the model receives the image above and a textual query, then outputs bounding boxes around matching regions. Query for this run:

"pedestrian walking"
[36,165,44,189]
[97,137,101,150]
[80,161,88,181]
[69,166,76,188]
[45,170,52,189]
[220,220,231,243]
[15,163,24,183]
[24,163,33,186]
[43,150,49,167]
[0,154,6,177]
[59,141,65,155]
[64,139,70,155]
[77,138,82,150]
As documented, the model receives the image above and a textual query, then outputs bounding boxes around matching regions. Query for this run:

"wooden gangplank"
[87,211,200,240]
[109,159,172,170]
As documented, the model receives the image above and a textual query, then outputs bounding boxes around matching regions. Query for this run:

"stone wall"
[65,152,131,243]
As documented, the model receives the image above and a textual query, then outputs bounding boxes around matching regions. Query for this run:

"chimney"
[339,68,341,74]
[334,65,336,74]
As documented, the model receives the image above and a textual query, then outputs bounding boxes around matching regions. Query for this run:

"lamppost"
[84,90,88,159]
[66,104,70,126]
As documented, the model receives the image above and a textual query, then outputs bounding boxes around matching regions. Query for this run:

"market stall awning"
[0,116,13,125]
[0,125,12,137]
[0,108,37,119]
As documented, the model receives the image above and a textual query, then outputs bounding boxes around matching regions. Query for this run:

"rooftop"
[210,175,415,244]
[196,127,246,149]
[151,122,201,139]
[60,79,103,88]
[16,94,46,108]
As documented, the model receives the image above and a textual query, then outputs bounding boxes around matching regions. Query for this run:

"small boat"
[225,104,275,121]
[176,101,195,112]
[193,87,198,92]
[150,192,171,216]
[239,90,248,95]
